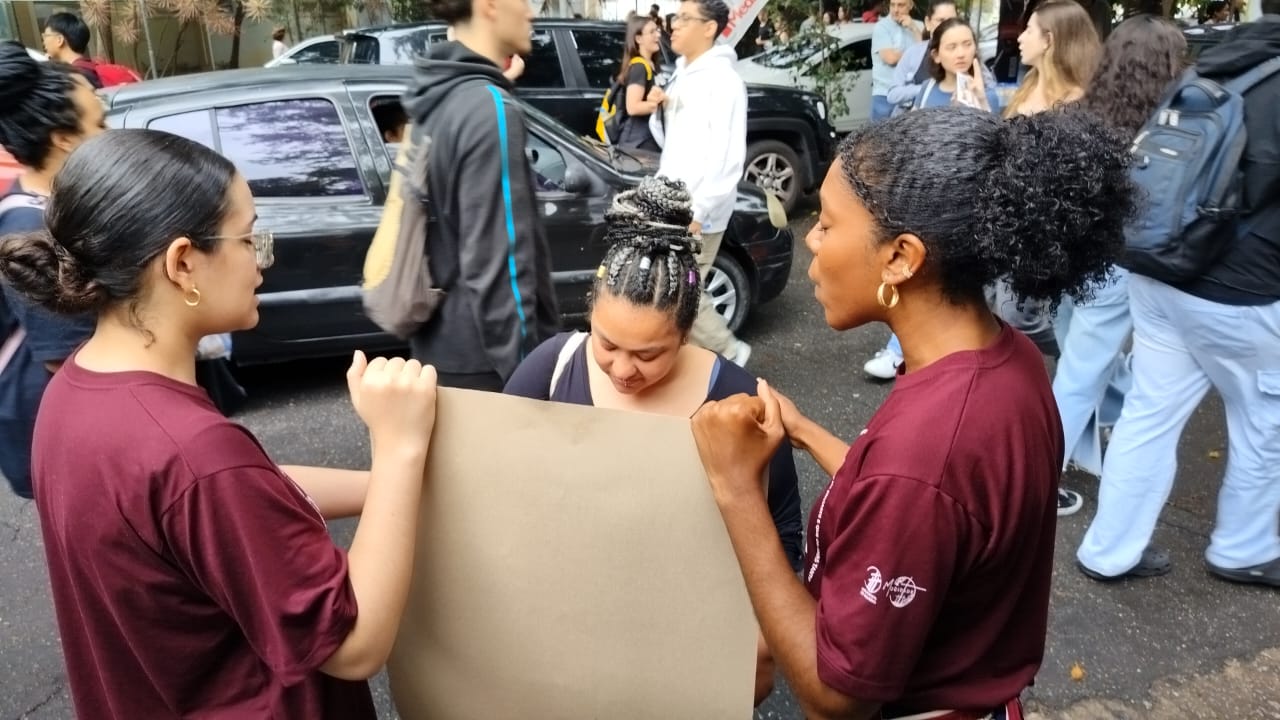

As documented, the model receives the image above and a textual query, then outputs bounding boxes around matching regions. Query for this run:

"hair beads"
[591,176,704,334]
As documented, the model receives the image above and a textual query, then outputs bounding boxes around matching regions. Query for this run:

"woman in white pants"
[1076,12,1280,585]
[1051,16,1186,515]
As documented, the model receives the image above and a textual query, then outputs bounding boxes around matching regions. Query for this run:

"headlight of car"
[815,99,827,120]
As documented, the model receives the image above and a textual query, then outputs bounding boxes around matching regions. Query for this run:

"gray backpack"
[361,123,445,339]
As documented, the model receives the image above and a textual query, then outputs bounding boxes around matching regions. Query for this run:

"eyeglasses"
[247,231,274,269]
[204,230,275,269]
[672,13,713,25]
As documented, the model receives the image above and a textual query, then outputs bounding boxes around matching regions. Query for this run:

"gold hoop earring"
[184,287,202,308]
[877,282,900,309]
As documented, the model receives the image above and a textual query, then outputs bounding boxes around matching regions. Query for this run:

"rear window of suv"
[519,29,566,88]
[570,29,625,89]
[343,27,436,64]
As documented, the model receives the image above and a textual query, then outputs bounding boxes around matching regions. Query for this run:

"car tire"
[744,140,802,215]
[707,252,752,334]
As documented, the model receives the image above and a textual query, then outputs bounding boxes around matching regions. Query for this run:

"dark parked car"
[100,65,793,365]
[333,19,837,213]
[1182,22,1238,60]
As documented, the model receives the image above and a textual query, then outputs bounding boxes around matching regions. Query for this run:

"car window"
[148,110,217,150]
[345,34,380,64]
[291,39,339,64]
[753,34,831,69]
[368,95,408,183]
[526,133,567,191]
[215,98,365,198]
[571,29,625,89]
[383,27,432,65]
[517,101,628,170]
[519,30,565,88]
[808,38,872,75]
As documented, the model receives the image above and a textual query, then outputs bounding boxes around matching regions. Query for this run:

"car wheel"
[707,252,752,334]
[744,140,802,215]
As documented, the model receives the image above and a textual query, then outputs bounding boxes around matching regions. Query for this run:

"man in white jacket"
[658,0,752,366]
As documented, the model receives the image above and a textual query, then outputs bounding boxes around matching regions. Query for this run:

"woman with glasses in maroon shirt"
[0,129,439,719]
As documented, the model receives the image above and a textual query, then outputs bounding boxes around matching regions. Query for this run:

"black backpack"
[596,58,653,145]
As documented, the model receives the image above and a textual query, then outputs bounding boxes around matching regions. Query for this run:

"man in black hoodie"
[1076,4,1280,586]
[403,0,559,391]
[1184,3,1280,304]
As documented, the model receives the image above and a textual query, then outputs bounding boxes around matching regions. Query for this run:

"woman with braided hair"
[504,175,802,706]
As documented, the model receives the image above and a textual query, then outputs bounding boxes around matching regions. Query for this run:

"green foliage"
[381,0,432,22]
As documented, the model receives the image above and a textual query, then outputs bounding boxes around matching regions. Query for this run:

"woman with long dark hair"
[1050,16,1186,532]
[0,128,439,717]
[614,15,666,151]
[913,18,1002,111]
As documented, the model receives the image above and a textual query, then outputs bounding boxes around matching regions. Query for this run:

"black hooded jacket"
[1178,17,1280,304]
[402,42,559,380]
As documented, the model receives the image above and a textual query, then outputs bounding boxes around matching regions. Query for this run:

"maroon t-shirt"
[803,327,1061,715]
[32,356,375,719]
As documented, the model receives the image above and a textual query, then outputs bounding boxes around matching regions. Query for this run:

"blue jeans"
[1078,275,1280,574]
[871,95,894,123]
[1051,267,1133,476]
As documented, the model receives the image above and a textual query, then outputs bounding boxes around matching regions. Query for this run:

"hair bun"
[976,107,1134,300]
[0,42,40,103]
[608,175,695,229]
[0,231,109,314]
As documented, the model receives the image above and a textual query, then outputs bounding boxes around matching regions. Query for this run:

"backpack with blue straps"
[1123,55,1280,284]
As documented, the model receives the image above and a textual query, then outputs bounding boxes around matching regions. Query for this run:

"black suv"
[334,19,837,213]
[100,65,793,364]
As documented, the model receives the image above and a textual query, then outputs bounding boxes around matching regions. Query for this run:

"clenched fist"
[346,351,439,452]
[692,379,786,506]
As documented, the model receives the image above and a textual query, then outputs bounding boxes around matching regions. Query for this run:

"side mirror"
[564,165,592,194]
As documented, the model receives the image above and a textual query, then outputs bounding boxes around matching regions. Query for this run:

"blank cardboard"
[387,388,757,719]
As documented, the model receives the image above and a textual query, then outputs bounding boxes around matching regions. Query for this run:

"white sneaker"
[863,348,903,380]
[727,340,752,368]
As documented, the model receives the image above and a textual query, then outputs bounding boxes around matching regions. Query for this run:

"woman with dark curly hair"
[690,106,1134,719]
[0,42,104,498]
[503,175,804,706]
[1050,16,1185,523]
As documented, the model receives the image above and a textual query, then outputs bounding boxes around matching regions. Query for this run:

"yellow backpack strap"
[629,56,654,81]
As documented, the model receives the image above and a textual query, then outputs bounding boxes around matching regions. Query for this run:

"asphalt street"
[2,211,1277,720]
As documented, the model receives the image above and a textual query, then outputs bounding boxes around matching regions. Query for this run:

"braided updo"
[591,176,703,334]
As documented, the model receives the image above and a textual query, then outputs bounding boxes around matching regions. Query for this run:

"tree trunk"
[292,0,305,46]
[102,2,116,61]
[228,0,246,69]
[171,20,191,73]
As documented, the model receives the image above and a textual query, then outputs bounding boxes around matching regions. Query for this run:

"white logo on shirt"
[861,566,927,608]
[860,566,884,604]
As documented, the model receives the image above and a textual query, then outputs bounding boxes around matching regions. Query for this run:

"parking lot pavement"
[2,213,1277,720]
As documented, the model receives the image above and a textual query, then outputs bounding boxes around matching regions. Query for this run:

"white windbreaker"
[656,45,747,235]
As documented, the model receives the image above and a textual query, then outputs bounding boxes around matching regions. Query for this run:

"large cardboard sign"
[387,388,757,719]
